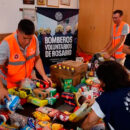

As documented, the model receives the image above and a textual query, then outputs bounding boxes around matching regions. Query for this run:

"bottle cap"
[62,66,66,69]
[66,67,70,70]
[59,66,62,69]
[54,65,57,68]
[71,68,74,72]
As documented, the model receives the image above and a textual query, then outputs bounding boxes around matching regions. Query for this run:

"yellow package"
[74,91,82,106]
[19,90,28,98]
[38,121,51,128]
[33,111,50,121]
[85,79,93,86]
[69,103,91,122]
[8,88,16,95]
[27,96,48,107]
[63,111,71,115]
[52,83,57,88]
[52,123,63,130]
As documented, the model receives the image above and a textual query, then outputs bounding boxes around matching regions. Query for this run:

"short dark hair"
[113,10,123,16]
[96,61,130,92]
[18,19,35,35]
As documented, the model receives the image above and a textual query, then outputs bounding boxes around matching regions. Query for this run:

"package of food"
[54,111,69,122]
[27,96,48,107]
[27,117,35,129]
[21,124,34,130]
[45,88,57,97]
[91,83,100,97]
[48,109,59,118]
[9,112,28,128]
[20,78,36,89]
[46,97,57,105]
[0,123,17,130]
[69,103,91,122]
[33,88,49,100]
[52,123,63,130]
[5,95,20,111]
[38,121,51,129]
[33,111,50,121]
[82,90,93,100]
[61,92,75,101]
[36,107,54,114]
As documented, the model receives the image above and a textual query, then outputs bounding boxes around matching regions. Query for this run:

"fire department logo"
[13,53,20,60]
[29,48,35,55]
[55,11,63,21]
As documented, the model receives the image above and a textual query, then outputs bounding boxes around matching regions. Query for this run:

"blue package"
[27,117,35,128]
[5,95,20,111]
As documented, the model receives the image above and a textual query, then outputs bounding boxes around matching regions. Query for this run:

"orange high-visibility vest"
[0,33,36,88]
[112,21,126,59]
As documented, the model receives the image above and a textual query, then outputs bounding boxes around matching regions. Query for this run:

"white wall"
[0,0,79,33]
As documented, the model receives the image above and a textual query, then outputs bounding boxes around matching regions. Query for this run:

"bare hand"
[42,75,52,87]
[0,87,9,104]
[102,52,110,59]
[100,49,106,52]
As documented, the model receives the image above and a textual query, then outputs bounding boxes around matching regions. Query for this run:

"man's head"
[112,10,123,25]
[17,19,35,48]
[45,28,51,35]
[66,25,72,33]
[55,24,64,33]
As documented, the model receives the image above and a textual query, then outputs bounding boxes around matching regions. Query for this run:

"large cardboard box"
[50,60,87,87]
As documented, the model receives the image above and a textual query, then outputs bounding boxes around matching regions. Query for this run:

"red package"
[64,100,76,106]
[54,93,60,99]
[20,98,27,105]
[55,111,69,122]
[61,92,75,100]
[48,109,59,118]
[73,106,80,112]
[76,52,92,62]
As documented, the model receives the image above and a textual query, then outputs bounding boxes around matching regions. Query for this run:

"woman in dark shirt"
[82,61,130,130]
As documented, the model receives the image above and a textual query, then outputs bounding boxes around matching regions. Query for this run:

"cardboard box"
[50,60,87,87]
[33,88,49,100]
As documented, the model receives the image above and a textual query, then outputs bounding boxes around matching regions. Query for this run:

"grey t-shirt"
[0,33,40,65]
[111,23,129,36]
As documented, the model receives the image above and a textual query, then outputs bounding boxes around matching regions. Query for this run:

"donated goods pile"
[0,59,104,130]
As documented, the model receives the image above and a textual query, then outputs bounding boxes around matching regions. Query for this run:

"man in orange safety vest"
[0,19,52,102]
[102,10,129,64]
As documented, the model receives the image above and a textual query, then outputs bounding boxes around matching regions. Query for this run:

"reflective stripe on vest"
[9,61,25,65]
[113,35,121,40]
[0,70,7,86]
[8,54,35,65]
[0,70,6,80]
[3,33,36,88]
[112,21,126,59]
[26,54,36,61]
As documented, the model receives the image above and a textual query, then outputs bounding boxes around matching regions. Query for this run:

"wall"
[0,0,79,33]
[78,0,130,54]
[78,0,113,54]
[113,0,130,24]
